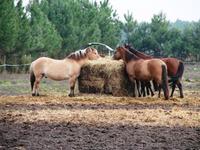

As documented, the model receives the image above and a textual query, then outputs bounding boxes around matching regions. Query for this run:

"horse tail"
[161,64,169,100]
[170,61,185,82]
[30,64,35,91]
[176,61,184,79]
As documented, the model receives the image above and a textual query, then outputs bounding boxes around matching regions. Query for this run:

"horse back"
[147,59,167,81]
[31,57,50,73]
[31,57,74,80]
[147,59,166,71]
[161,58,180,76]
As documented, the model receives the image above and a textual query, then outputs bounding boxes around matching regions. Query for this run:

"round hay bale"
[78,57,133,96]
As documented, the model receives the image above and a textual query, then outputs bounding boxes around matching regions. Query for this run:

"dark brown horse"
[113,46,169,100]
[124,44,184,98]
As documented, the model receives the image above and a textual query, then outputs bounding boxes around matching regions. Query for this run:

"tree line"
[0,0,200,70]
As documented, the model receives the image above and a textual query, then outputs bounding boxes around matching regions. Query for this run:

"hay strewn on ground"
[78,57,133,96]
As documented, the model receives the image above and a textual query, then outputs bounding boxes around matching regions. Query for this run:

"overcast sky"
[105,0,200,22]
[23,0,200,22]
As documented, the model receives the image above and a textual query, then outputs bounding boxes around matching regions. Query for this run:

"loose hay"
[78,57,133,96]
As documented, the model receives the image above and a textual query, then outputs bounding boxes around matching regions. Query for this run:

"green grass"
[0,76,70,95]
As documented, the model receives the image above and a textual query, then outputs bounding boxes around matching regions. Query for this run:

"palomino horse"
[30,47,100,97]
[113,46,169,100]
[124,44,184,98]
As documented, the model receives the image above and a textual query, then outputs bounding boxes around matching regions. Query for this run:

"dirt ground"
[0,63,200,149]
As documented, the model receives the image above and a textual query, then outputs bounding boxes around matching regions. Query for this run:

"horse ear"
[90,47,94,51]
[86,47,91,53]
[124,43,130,48]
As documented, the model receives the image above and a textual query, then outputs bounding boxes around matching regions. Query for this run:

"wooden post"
[3,55,6,72]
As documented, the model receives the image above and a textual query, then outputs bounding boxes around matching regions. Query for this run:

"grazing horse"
[113,46,169,100]
[124,44,184,98]
[30,47,100,97]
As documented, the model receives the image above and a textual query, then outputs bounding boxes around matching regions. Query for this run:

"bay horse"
[113,46,169,100]
[124,44,184,98]
[30,47,100,97]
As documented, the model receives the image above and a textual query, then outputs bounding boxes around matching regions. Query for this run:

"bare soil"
[0,94,199,150]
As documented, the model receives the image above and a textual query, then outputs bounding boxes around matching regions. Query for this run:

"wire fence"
[0,63,31,73]
[0,64,30,67]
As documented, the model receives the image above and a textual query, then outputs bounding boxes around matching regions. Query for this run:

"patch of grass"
[0,80,12,86]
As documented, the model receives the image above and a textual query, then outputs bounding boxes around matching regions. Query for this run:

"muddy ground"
[0,63,200,149]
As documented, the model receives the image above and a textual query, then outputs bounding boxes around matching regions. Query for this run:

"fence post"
[3,55,6,72]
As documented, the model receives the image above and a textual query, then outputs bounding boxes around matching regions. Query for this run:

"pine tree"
[0,0,19,55]
[122,12,137,44]
[15,0,31,55]
[28,0,62,57]
[150,12,169,56]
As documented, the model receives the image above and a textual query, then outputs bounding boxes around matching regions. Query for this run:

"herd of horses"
[30,44,184,100]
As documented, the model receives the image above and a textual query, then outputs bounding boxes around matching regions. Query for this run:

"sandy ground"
[0,93,199,150]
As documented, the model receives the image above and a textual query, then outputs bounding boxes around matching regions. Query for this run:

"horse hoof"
[68,94,75,97]
[32,93,36,96]
[180,96,184,98]
[36,93,40,96]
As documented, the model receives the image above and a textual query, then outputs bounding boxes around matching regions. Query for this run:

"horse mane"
[67,48,87,60]
[124,44,153,59]
[122,47,140,62]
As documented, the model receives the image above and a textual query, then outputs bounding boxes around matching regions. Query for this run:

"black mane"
[67,49,86,60]
[124,44,153,59]
[124,47,140,62]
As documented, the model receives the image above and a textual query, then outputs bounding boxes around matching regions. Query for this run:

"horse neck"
[66,50,90,66]
[123,49,140,63]
[66,57,88,66]
[77,57,89,66]
[129,47,152,59]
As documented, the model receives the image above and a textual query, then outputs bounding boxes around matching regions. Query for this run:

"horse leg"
[153,80,158,91]
[35,80,40,96]
[129,76,136,97]
[146,85,150,96]
[146,82,149,95]
[68,76,76,97]
[148,82,154,97]
[140,82,143,97]
[149,86,154,97]
[132,80,136,97]
[170,81,176,97]
[32,76,38,96]
[35,75,43,96]
[136,80,141,97]
[177,80,184,98]
[158,85,161,98]
[32,79,39,96]
[142,82,146,97]
[32,81,36,96]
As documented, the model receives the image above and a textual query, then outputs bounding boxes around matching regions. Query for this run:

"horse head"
[113,46,126,60]
[85,47,100,60]
[114,46,140,62]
